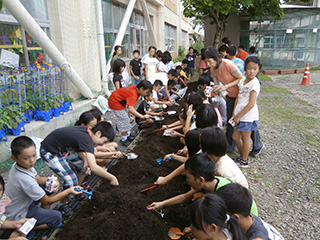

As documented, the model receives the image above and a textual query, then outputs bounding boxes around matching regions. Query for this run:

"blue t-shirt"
[186,54,197,68]
[231,58,245,75]
[245,54,257,60]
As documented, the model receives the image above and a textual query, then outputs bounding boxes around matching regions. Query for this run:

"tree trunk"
[210,13,229,49]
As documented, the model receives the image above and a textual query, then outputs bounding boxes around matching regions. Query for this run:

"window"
[181,30,187,48]
[165,23,176,52]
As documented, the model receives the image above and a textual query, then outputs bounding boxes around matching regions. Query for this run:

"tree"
[182,0,284,48]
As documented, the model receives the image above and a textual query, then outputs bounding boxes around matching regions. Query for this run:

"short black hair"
[200,126,227,157]
[182,59,188,64]
[156,51,163,60]
[189,47,194,51]
[183,67,190,74]
[249,46,256,54]
[238,45,245,50]
[148,46,156,51]
[144,91,152,98]
[227,45,237,57]
[195,104,218,128]
[11,136,36,158]
[75,111,96,126]
[113,58,125,74]
[133,50,140,55]
[163,51,172,64]
[168,69,178,78]
[137,80,153,91]
[185,128,202,156]
[168,79,177,87]
[91,121,115,141]
[186,92,203,111]
[153,80,163,87]
[90,108,103,122]
[198,75,211,87]
[185,153,215,181]
[245,56,262,70]
[216,183,253,216]
[222,37,230,45]
[203,47,219,61]
[218,45,228,53]
[176,65,182,70]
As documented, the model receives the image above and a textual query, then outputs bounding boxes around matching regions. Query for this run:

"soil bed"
[57,105,191,240]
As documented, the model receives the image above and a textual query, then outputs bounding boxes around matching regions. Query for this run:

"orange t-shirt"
[108,85,139,110]
[236,51,249,62]
[210,59,240,98]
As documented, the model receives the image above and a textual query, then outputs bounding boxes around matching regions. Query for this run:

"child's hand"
[167,101,173,106]
[158,111,164,116]
[143,114,151,119]
[154,176,168,186]
[147,202,164,211]
[233,115,240,124]
[170,130,180,138]
[213,85,226,92]
[164,154,172,161]
[177,147,188,156]
[53,181,60,193]
[113,151,123,158]
[183,226,192,236]
[9,237,28,240]
[69,186,84,195]
[162,125,169,129]
[187,105,195,119]
[13,218,29,229]
[110,176,119,186]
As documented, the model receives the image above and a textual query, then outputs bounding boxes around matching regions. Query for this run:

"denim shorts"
[237,120,259,132]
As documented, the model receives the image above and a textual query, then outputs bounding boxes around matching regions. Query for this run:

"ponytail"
[227,216,247,240]
[112,45,121,57]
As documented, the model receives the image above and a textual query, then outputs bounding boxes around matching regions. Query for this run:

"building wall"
[204,14,240,47]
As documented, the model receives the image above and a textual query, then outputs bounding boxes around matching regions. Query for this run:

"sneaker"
[249,144,265,157]
[237,159,249,168]
[127,135,136,141]
[233,156,242,164]
[68,193,86,202]
[57,203,73,218]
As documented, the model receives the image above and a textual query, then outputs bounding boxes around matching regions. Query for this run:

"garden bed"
[56,105,191,240]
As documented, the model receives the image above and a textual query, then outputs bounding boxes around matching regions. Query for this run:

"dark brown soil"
[57,105,191,240]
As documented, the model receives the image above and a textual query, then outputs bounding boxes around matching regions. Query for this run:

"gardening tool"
[146,127,165,136]
[168,227,183,240]
[123,153,138,160]
[164,110,176,115]
[147,207,165,218]
[75,188,94,199]
[140,184,158,194]
[156,157,171,165]
[151,116,165,121]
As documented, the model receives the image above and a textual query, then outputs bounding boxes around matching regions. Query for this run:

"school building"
[204,3,320,69]
[0,0,194,97]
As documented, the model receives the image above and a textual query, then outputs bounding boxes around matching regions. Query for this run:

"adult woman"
[203,47,243,153]
[110,45,122,73]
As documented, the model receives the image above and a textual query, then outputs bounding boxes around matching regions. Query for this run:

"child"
[163,51,174,71]
[113,59,126,89]
[75,111,97,128]
[245,46,257,60]
[144,46,158,80]
[230,56,262,167]
[227,45,245,75]
[236,45,249,62]
[181,59,188,69]
[136,92,163,128]
[147,153,258,216]
[130,50,142,86]
[5,137,83,228]
[218,45,228,58]
[187,194,247,240]
[199,48,208,76]
[0,175,28,239]
[186,47,197,81]
[152,80,172,107]
[175,65,188,87]
[108,80,152,143]
[200,126,249,188]
[159,79,182,101]
[156,51,167,73]
[217,183,284,240]
[41,121,119,194]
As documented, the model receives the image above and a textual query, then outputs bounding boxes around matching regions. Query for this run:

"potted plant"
[21,100,35,123]
[34,98,52,122]
[49,94,63,117]
[63,94,73,113]
[1,107,26,136]
[0,110,8,141]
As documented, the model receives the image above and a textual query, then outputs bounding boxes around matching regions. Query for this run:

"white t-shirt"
[152,89,159,99]
[5,163,45,221]
[144,56,158,79]
[215,155,249,188]
[158,61,168,73]
[234,77,260,122]
[148,72,169,86]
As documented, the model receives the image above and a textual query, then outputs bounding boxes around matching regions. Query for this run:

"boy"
[152,80,172,107]
[130,50,142,85]
[160,79,182,101]
[218,45,228,58]
[227,45,245,75]
[237,45,249,62]
[108,80,152,143]
[186,47,197,81]
[217,183,284,240]
[5,136,82,229]
[175,65,189,87]
[147,153,258,216]
[41,121,119,192]
[136,92,163,128]
[181,59,188,69]
[246,46,257,60]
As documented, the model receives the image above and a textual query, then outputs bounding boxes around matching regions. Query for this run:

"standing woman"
[110,45,122,73]
[203,47,243,153]
[144,46,158,80]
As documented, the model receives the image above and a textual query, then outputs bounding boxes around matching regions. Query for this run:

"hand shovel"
[146,127,165,136]
[140,184,158,194]
[168,227,183,240]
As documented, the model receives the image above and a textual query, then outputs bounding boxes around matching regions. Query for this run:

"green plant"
[64,94,74,103]
[21,100,35,112]
[0,107,24,129]
[35,98,50,111]
[178,45,186,58]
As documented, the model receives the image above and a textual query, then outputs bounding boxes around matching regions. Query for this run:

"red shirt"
[108,85,139,110]
[236,51,249,62]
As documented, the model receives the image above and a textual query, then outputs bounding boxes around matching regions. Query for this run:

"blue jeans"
[251,129,263,151]
[131,76,141,86]
[226,96,236,152]
[26,202,62,228]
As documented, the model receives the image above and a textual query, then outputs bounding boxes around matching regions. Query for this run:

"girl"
[74,111,97,128]
[110,45,122,73]
[230,56,262,167]
[156,51,167,73]
[200,126,249,188]
[113,59,126,89]
[199,48,208,76]
[144,46,158,80]
[187,194,246,240]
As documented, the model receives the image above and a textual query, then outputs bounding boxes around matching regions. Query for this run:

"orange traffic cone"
[298,63,314,85]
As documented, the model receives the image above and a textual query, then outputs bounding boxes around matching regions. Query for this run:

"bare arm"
[144,63,148,79]
[155,164,186,185]
[114,81,120,90]
[213,69,243,92]
[35,175,47,186]
[184,105,195,135]
[39,186,82,205]
[164,86,172,102]
[128,105,149,119]
[232,91,257,124]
